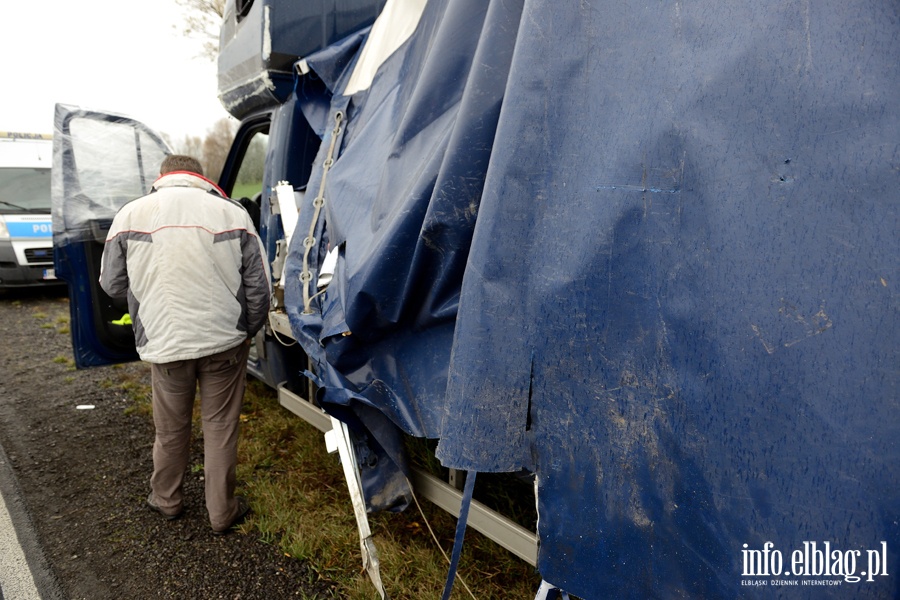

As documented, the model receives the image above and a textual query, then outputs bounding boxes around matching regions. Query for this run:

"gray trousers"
[148,341,250,530]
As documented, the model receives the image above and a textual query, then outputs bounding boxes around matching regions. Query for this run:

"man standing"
[100,155,270,534]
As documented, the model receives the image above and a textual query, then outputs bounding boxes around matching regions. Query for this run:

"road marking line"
[0,486,41,600]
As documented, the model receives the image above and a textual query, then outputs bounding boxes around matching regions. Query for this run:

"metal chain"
[301,110,344,314]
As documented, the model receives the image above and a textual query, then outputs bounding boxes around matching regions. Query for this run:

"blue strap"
[440,470,477,600]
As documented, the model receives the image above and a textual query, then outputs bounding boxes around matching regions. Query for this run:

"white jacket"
[100,171,271,363]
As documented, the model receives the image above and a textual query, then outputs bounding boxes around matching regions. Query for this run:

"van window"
[229,129,268,231]
[0,167,51,212]
[68,117,167,214]
[233,131,268,200]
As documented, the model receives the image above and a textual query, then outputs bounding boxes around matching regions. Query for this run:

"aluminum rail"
[276,382,538,566]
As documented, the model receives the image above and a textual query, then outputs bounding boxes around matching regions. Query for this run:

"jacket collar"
[152,171,228,198]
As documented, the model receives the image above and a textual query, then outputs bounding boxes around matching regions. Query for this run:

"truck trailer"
[52,0,898,598]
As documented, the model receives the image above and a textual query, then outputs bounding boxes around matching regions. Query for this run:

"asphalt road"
[0,439,62,600]
[0,288,328,600]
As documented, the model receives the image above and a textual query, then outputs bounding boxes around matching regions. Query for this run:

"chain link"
[301,111,344,314]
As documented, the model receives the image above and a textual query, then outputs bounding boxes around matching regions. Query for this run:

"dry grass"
[237,379,540,599]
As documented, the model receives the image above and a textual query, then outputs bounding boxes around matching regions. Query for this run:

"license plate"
[43,268,56,280]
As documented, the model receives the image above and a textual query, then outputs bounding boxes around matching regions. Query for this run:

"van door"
[51,104,171,368]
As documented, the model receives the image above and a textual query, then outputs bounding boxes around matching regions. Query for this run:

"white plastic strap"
[324,418,387,599]
[274,181,299,248]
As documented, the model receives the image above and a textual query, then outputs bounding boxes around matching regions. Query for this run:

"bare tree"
[236,135,266,186]
[175,0,226,61]
[158,122,233,182]
[202,118,238,181]
[170,0,231,174]
[170,135,205,161]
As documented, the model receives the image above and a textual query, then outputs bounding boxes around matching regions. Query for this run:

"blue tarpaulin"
[285,0,898,597]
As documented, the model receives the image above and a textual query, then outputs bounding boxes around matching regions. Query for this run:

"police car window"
[0,167,51,211]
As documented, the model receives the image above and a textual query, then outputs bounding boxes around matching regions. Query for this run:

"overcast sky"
[1,0,231,140]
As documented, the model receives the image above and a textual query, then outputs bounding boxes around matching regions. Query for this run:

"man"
[100,155,270,534]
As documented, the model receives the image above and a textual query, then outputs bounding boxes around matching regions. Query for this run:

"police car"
[0,132,60,288]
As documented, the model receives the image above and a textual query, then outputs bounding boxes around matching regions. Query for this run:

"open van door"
[51,104,171,368]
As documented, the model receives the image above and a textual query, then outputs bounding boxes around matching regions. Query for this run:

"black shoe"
[212,496,251,535]
[146,494,183,520]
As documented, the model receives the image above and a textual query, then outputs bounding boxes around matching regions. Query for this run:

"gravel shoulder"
[0,288,331,600]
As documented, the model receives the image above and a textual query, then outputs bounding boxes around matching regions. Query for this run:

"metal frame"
[276,383,538,566]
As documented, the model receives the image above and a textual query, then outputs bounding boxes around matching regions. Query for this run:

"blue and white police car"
[0,132,60,288]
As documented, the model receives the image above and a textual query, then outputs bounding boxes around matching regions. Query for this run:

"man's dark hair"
[160,155,204,176]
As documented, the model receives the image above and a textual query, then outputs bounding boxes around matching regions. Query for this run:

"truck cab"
[52,0,385,383]
[0,132,62,289]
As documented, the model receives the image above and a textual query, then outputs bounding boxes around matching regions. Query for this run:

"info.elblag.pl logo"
[740,541,890,587]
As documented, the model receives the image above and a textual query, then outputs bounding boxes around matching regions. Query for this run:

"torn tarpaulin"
[285,0,899,597]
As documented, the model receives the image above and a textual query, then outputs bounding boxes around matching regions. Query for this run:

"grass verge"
[107,369,540,598]
[238,379,540,599]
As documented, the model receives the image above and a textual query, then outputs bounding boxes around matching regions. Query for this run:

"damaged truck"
[52,0,898,598]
